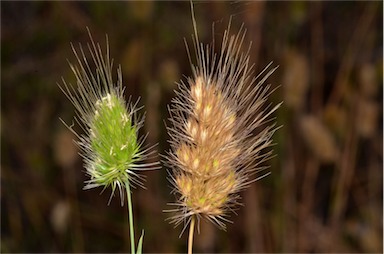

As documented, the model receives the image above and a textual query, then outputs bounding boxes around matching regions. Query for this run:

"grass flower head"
[165,8,281,235]
[60,30,159,205]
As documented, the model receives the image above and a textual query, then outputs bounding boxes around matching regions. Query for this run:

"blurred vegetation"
[1,1,382,253]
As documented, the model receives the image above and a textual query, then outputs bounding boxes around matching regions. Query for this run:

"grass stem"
[188,216,196,254]
[126,182,136,254]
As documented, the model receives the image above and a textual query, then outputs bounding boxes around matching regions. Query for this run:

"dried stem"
[188,216,196,254]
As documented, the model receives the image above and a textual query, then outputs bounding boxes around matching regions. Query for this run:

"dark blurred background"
[1,1,382,253]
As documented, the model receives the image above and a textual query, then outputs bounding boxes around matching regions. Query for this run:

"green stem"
[188,216,196,254]
[126,182,135,254]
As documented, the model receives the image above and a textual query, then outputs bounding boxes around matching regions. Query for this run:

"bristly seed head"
[165,9,281,233]
[59,29,160,205]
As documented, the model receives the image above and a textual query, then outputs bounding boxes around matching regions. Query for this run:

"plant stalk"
[188,215,196,254]
[126,182,135,254]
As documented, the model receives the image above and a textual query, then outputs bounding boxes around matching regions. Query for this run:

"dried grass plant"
[164,4,281,253]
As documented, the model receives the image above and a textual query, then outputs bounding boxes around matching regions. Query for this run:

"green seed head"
[59,30,159,205]
[89,92,139,187]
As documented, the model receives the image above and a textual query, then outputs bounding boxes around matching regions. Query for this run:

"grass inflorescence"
[164,4,281,242]
[59,29,159,253]
[59,30,159,203]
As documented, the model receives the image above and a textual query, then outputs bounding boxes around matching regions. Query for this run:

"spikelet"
[165,9,281,232]
[59,29,159,205]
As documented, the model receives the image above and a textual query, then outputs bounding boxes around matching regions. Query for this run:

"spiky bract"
[60,30,158,205]
[165,16,281,231]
